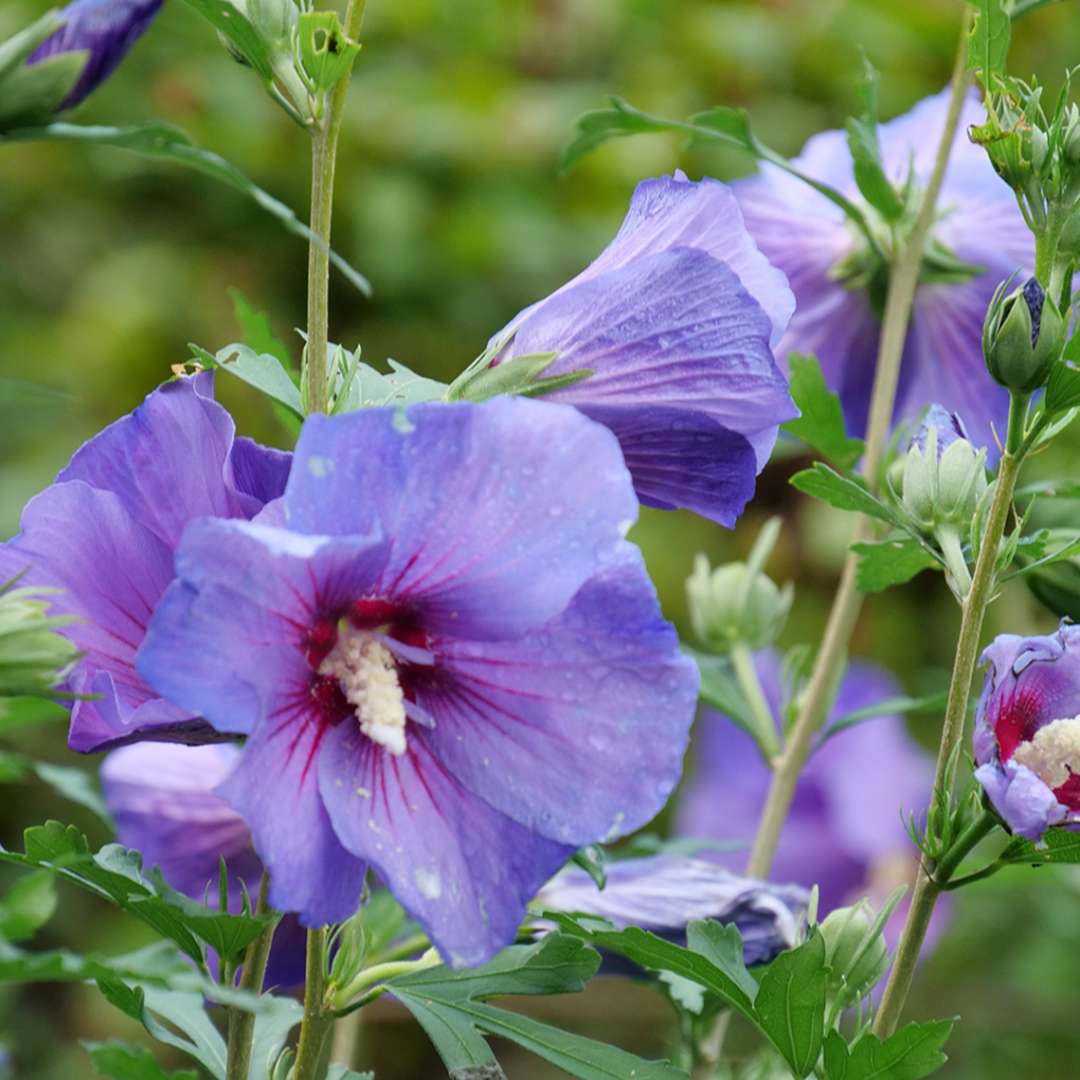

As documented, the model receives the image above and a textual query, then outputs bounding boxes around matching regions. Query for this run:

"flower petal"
[219,720,367,926]
[510,247,797,470]
[318,724,572,967]
[417,549,698,846]
[284,400,639,640]
[138,518,391,736]
[578,403,758,526]
[975,760,1068,842]
[58,374,279,549]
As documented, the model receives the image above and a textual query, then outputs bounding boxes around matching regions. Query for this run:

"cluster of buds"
[686,520,792,654]
[898,406,988,597]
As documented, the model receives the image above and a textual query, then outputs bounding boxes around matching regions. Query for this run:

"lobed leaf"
[782,355,865,470]
[755,931,828,1078]
[852,538,940,593]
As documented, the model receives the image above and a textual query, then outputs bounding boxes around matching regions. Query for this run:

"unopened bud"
[983,276,1066,394]
[820,899,890,1006]
[0,583,79,699]
[686,555,792,653]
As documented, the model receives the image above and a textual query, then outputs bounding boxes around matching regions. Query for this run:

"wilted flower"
[736,90,1033,452]
[677,651,947,949]
[974,623,1080,841]
[983,276,1066,394]
[101,742,307,988]
[537,855,808,967]
[137,399,698,966]
[467,172,798,527]
[0,374,290,753]
[28,0,164,111]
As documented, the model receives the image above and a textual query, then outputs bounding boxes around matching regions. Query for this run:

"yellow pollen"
[320,629,407,756]
[1011,715,1080,791]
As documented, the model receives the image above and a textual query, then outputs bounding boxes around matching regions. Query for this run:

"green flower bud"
[900,414,988,532]
[0,583,78,699]
[983,276,1066,393]
[686,555,792,653]
[1062,105,1080,167]
[820,899,890,1007]
[231,0,297,48]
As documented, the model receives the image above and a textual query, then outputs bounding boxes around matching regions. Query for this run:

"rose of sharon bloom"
[101,743,307,989]
[29,0,164,111]
[677,651,945,949]
[537,855,808,967]
[0,374,290,753]
[974,623,1080,841]
[137,399,699,966]
[485,172,798,527]
[736,89,1032,453]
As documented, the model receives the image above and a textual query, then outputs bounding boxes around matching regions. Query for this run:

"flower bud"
[983,276,1066,393]
[900,408,988,532]
[0,583,79,699]
[1062,105,1080,167]
[237,0,298,45]
[819,899,890,1006]
[686,555,792,653]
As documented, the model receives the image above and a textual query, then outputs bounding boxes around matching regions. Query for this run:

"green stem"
[225,874,276,1080]
[873,448,1024,1039]
[933,809,998,885]
[292,928,335,1080]
[731,643,780,761]
[334,949,440,1011]
[744,8,974,879]
[303,0,368,415]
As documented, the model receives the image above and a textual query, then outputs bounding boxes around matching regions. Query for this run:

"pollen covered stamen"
[1011,715,1080,791]
[320,628,408,756]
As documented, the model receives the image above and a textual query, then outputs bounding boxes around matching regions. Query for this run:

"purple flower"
[537,854,808,966]
[912,404,970,457]
[736,89,1033,453]
[677,651,946,949]
[973,623,1080,841]
[136,399,699,966]
[485,172,798,527]
[0,374,290,753]
[28,0,164,111]
[101,742,307,988]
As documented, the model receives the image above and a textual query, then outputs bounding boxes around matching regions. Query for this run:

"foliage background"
[1,0,1079,1076]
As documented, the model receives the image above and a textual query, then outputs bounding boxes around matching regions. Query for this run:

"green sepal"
[297,11,360,94]
[448,350,590,403]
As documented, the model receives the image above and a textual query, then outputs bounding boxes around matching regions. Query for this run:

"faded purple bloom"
[677,651,945,949]
[973,623,1080,841]
[736,89,1032,453]
[29,0,164,111]
[0,374,290,753]
[486,172,798,527]
[537,855,808,966]
[101,742,306,988]
[137,399,699,966]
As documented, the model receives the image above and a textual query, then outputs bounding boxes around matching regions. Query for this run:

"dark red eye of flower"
[994,686,1044,761]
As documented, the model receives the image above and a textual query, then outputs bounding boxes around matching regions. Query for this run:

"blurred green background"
[2,0,1080,1076]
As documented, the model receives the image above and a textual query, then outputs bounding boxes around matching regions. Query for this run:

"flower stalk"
[303,0,367,415]
[745,7,975,879]
[292,927,335,1080]
[226,873,277,1080]
[873,423,1026,1038]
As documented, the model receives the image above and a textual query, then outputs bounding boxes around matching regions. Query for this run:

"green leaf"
[0,822,269,964]
[180,0,274,81]
[1001,828,1080,864]
[559,97,681,173]
[844,57,904,221]
[0,869,56,942]
[3,122,372,298]
[388,935,683,1080]
[968,0,1011,82]
[822,690,948,741]
[782,355,865,470]
[1044,356,1080,414]
[192,343,303,417]
[570,845,607,890]
[0,694,67,731]
[85,1040,199,1080]
[229,289,295,373]
[326,1069,375,1080]
[336,357,448,411]
[823,1019,954,1079]
[754,931,828,1078]
[685,648,760,740]
[790,464,900,526]
[0,939,185,987]
[852,538,940,593]
[549,914,759,1025]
